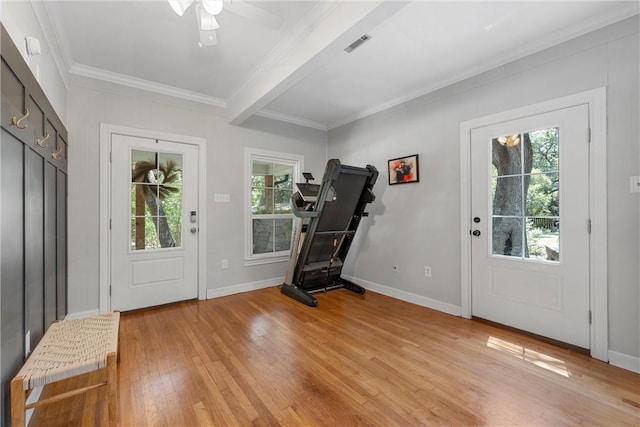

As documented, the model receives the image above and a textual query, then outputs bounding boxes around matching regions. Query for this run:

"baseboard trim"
[65,309,100,320]
[207,277,283,299]
[608,350,640,373]
[343,275,462,317]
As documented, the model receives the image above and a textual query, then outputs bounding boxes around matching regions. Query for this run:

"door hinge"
[109,285,112,296]
[589,310,592,324]
[109,219,112,230]
[587,128,591,143]
[587,219,591,234]
[110,151,112,162]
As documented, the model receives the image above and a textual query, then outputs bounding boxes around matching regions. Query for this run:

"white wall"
[328,16,640,360]
[65,75,327,315]
[1,1,67,122]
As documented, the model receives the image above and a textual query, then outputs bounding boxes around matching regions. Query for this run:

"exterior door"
[111,134,199,311]
[470,104,590,348]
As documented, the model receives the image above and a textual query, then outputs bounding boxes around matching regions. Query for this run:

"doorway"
[99,125,207,312]
[459,89,608,360]
[470,105,589,347]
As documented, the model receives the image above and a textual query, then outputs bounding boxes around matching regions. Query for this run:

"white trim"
[608,350,640,374]
[459,88,608,361]
[99,124,208,313]
[255,109,328,131]
[64,309,100,320]
[71,64,227,109]
[207,278,282,299]
[244,147,304,265]
[342,275,462,317]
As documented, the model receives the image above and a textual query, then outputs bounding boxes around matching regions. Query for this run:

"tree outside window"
[246,150,301,262]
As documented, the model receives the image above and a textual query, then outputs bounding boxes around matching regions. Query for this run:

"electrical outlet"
[221,259,229,269]
[630,176,640,194]
[424,266,432,277]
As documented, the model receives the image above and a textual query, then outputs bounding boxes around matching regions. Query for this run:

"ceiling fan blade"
[199,29,218,46]
[226,1,283,30]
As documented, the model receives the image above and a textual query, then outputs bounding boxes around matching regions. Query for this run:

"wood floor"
[29,287,639,426]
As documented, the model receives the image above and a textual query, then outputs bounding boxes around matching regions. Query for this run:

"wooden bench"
[11,312,120,427]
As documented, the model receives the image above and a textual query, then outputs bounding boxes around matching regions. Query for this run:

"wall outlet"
[630,176,640,194]
[424,266,432,277]
[221,259,229,269]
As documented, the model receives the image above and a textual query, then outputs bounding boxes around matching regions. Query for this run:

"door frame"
[99,123,208,313]
[459,88,608,361]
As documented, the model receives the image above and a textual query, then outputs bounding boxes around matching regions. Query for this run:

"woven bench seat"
[11,312,120,427]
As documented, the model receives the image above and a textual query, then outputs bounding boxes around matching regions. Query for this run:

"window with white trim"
[245,149,302,264]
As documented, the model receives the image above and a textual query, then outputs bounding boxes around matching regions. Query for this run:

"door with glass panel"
[111,134,198,311]
[470,104,590,348]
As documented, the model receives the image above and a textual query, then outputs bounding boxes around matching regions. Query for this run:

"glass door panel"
[130,149,183,250]
[490,127,560,262]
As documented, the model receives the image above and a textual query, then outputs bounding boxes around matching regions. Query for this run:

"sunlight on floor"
[487,336,571,377]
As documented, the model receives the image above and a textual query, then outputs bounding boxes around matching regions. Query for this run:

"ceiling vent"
[344,34,372,53]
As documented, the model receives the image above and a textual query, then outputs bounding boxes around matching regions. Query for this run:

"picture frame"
[388,154,419,185]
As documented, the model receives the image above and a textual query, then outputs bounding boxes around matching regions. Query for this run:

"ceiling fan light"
[196,4,220,30]
[202,0,224,16]
[168,0,194,16]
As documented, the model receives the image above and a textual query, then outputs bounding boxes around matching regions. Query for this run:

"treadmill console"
[296,183,320,203]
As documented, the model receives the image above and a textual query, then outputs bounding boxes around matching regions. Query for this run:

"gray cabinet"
[1,24,68,425]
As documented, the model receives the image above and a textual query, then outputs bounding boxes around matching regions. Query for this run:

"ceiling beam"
[226,0,408,127]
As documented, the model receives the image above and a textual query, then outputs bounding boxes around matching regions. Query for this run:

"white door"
[110,134,199,311]
[471,104,590,348]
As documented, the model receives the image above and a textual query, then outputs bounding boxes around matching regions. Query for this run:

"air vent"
[344,34,372,53]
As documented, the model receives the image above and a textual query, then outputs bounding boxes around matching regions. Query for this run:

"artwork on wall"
[388,154,419,185]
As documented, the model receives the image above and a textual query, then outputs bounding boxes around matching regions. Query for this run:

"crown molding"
[255,109,327,131]
[69,63,227,108]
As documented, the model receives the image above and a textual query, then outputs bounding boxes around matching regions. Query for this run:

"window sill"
[244,255,289,267]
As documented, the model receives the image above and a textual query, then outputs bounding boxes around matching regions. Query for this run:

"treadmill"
[281,159,378,307]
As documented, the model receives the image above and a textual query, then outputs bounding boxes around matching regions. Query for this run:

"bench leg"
[11,377,26,427]
[107,352,118,427]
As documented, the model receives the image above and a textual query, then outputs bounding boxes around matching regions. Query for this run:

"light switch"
[214,193,230,202]
[630,176,640,194]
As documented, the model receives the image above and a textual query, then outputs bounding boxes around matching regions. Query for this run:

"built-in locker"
[0,24,68,424]
[44,163,58,327]
[1,131,26,426]
[25,147,46,348]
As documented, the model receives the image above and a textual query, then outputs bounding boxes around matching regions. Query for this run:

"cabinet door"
[44,162,57,328]
[25,147,45,347]
[1,129,25,426]
[56,171,67,319]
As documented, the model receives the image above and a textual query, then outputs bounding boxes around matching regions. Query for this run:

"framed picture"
[388,154,419,185]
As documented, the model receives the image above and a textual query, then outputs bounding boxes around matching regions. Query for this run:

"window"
[491,127,560,261]
[245,148,302,265]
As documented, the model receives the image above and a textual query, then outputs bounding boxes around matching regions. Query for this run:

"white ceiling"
[42,0,639,130]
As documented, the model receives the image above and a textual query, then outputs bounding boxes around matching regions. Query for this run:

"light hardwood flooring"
[29,287,639,426]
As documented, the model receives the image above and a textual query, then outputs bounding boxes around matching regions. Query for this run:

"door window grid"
[490,127,560,262]
[130,149,184,251]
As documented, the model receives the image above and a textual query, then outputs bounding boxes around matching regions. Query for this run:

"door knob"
[472,230,481,237]
[190,227,197,234]
[473,217,481,223]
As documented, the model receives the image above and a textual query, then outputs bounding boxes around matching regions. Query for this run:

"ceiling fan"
[168,0,282,47]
